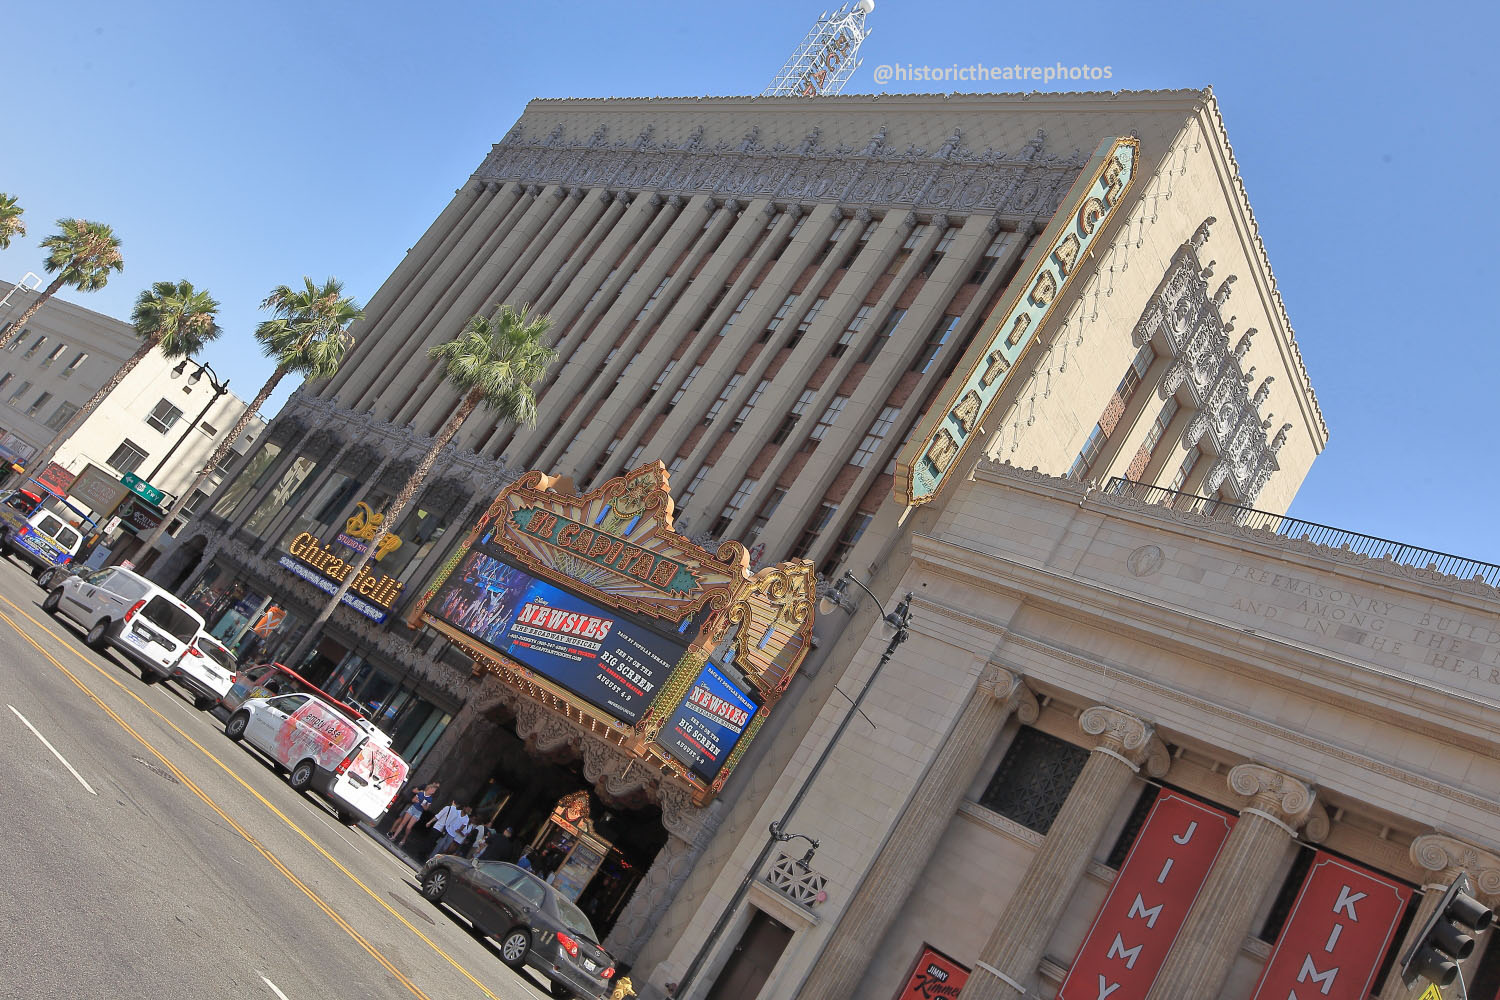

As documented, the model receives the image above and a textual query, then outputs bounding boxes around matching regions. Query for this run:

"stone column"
[1145,763,1318,1000]
[959,706,1170,1000]
[798,668,1037,1000]
[1376,834,1500,999]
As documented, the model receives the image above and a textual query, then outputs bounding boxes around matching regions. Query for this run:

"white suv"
[44,567,204,681]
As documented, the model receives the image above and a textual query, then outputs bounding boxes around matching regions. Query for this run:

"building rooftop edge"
[971,460,1500,605]
[520,88,1213,107]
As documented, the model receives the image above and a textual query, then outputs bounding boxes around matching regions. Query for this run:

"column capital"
[978,665,1038,724]
[1227,763,1317,830]
[1079,706,1169,776]
[1410,834,1500,901]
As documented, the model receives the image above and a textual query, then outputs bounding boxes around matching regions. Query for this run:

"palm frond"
[39,219,124,292]
[0,193,25,250]
[254,275,363,380]
[130,278,222,359]
[427,304,557,430]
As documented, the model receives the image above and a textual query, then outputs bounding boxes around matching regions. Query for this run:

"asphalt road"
[0,556,556,1000]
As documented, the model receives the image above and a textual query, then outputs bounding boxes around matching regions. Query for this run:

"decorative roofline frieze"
[474,119,1093,219]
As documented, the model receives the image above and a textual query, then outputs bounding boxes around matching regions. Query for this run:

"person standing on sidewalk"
[390,782,438,847]
[481,826,517,864]
[427,801,472,859]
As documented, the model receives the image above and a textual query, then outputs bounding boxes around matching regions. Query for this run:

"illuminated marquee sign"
[894,136,1139,506]
[279,531,404,622]
[513,506,699,596]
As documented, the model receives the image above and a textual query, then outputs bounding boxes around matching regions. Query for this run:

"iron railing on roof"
[1102,477,1500,589]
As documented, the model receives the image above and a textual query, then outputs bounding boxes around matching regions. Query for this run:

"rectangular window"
[211,441,282,519]
[718,289,755,336]
[831,305,873,359]
[25,391,52,417]
[668,455,685,475]
[919,226,957,277]
[583,267,618,311]
[0,329,19,351]
[808,395,848,443]
[39,344,68,368]
[825,511,873,574]
[788,502,839,559]
[911,315,961,374]
[649,359,677,396]
[786,297,827,350]
[1068,425,1107,480]
[45,402,79,430]
[770,390,816,445]
[198,421,219,438]
[146,398,184,434]
[711,477,757,536]
[677,466,709,512]
[1170,447,1200,493]
[21,335,47,359]
[746,487,787,543]
[6,380,32,406]
[586,437,620,486]
[885,224,928,276]
[731,378,770,431]
[859,308,906,365]
[969,232,1011,284]
[1139,397,1180,457]
[762,294,798,339]
[1116,342,1157,399]
[815,217,850,264]
[183,489,212,516]
[107,439,150,476]
[978,727,1090,834]
[624,443,645,470]
[839,221,873,270]
[636,277,671,321]
[703,374,742,425]
[0,373,10,394]
[61,352,88,379]
[667,364,703,409]
[851,406,900,468]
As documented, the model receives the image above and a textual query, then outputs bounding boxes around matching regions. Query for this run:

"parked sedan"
[418,856,615,999]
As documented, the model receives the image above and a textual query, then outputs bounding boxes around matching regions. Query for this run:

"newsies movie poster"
[412,463,815,803]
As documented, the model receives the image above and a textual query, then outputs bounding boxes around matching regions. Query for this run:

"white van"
[225,693,411,824]
[43,566,204,681]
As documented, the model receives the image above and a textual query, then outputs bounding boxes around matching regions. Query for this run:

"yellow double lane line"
[0,592,504,1000]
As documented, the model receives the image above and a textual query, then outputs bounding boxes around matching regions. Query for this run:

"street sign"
[36,462,76,497]
[70,464,132,518]
[120,472,166,507]
[117,496,165,535]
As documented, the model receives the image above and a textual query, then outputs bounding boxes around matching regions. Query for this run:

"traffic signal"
[1401,875,1494,987]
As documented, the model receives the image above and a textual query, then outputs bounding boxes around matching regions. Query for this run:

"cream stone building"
[165,87,1387,987]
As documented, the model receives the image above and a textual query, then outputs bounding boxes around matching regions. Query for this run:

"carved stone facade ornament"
[1134,217,1283,503]
[474,120,1089,222]
[1410,834,1500,900]
[1226,762,1318,829]
[1079,705,1170,777]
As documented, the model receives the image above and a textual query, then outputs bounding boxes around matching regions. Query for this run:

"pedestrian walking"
[467,819,494,859]
[427,801,472,859]
[481,825,517,864]
[390,782,438,847]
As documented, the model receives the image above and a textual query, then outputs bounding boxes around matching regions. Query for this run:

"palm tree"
[0,193,24,249]
[0,219,123,349]
[135,277,363,559]
[281,304,557,671]
[17,280,220,491]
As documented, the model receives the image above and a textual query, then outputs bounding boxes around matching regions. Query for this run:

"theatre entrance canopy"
[412,462,816,804]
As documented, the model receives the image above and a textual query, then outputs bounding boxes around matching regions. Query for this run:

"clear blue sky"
[3,0,1496,562]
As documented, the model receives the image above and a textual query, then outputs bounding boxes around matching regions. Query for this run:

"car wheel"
[548,982,573,999]
[225,711,250,742]
[85,618,113,650]
[41,589,62,615]
[139,666,162,685]
[289,759,315,791]
[37,568,54,589]
[193,695,214,711]
[336,810,358,827]
[29,562,44,579]
[497,928,531,969]
[420,867,450,902]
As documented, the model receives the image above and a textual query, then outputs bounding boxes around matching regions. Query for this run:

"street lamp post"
[147,359,228,484]
[672,571,913,997]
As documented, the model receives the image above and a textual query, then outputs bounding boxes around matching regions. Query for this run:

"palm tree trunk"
[282,389,482,671]
[0,273,68,349]
[8,335,161,492]
[135,365,289,556]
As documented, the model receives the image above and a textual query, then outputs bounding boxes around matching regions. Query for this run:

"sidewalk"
[361,825,425,871]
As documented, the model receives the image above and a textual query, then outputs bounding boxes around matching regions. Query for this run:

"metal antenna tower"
[763,0,875,98]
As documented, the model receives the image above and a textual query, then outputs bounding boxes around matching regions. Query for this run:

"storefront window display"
[211,442,282,520]
[245,456,320,538]
[279,471,362,551]
[380,485,470,584]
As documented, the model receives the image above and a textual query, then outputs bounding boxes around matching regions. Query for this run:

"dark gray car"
[418,856,615,999]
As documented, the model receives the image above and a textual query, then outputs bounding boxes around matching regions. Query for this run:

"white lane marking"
[8,704,97,795]
[258,974,291,1000]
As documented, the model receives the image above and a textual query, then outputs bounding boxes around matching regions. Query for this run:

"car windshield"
[552,894,599,943]
[198,639,237,671]
[142,596,201,642]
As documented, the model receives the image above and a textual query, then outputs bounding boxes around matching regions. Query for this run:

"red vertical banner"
[1057,791,1236,1000]
[892,944,970,1000]
[1248,851,1412,1000]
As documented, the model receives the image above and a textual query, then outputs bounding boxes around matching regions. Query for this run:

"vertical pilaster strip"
[959,707,1170,1000]
[1144,763,1318,1000]
[797,668,1037,1000]
[1376,834,1500,999]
